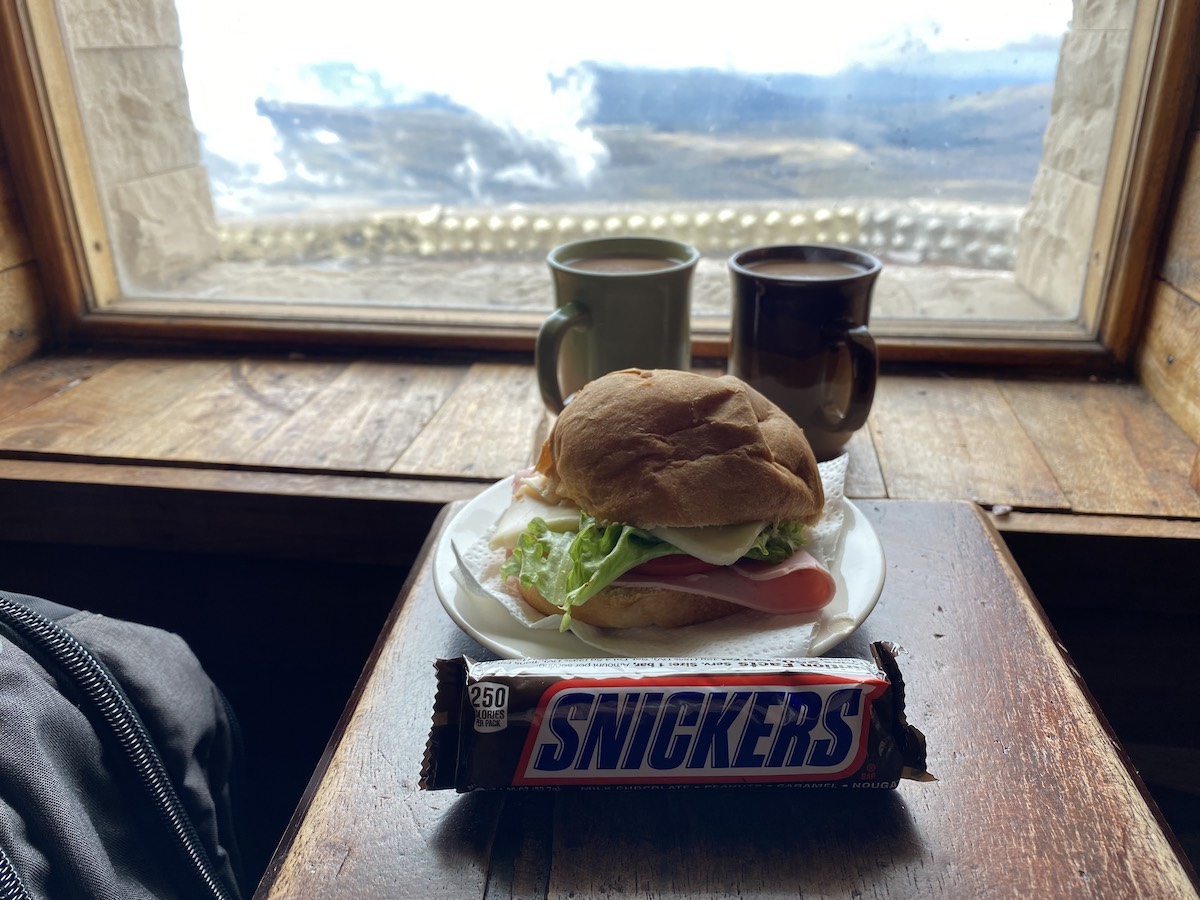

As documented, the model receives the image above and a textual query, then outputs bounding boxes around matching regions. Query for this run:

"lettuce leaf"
[743,520,809,563]
[500,514,677,630]
[499,514,809,630]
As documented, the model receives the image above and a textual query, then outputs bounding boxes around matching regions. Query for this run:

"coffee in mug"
[538,237,699,412]
[727,245,881,461]
[563,255,679,274]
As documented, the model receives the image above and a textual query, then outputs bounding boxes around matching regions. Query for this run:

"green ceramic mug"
[537,236,700,412]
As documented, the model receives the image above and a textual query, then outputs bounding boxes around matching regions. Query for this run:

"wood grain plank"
[843,422,886,498]
[0,353,119,423]
[241,360,466,471]
[0,457,483,505]
[991,509,1200,539]
[0,356,225,454]
[1000,379,1200,518]
[0,465,459,564]
[391,362,547,480]
[0,264,45,373]
[0,455,479,559]
[0,147,33,271]
[1138,280,1200,444]
[868,375,1070,509]
[89,357,348,463]
[1160,128,1200,300]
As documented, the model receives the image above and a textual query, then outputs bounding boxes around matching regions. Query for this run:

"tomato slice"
[631,555,721,576]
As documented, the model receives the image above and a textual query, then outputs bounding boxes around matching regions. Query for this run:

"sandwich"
[490,368,835,630]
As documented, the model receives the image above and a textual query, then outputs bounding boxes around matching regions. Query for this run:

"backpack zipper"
[0,594,239,900]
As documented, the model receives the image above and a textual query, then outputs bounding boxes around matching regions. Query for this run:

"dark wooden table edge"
[967,502,1200,890]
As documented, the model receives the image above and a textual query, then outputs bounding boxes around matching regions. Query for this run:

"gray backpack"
[0,590,243,900]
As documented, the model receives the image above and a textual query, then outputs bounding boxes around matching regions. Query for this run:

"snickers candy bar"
[420,641,932,792]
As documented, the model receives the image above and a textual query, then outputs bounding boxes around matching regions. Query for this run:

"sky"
[174,0,1072,189]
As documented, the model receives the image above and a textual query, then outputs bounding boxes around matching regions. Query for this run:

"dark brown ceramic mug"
[728,245,881,461]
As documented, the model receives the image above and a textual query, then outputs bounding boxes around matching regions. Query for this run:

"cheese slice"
[491,489,769,567]
[648,521,767,566]
[489,493,583,548]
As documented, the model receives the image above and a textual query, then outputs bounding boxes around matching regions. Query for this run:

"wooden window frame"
[1,0,1197,370]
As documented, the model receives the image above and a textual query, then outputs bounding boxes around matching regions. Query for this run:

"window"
[5,0,1194,363]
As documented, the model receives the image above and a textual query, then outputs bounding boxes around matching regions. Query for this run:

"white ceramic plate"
[432,477,885,659]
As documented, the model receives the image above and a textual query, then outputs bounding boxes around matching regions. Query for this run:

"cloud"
[175,0,1070,198]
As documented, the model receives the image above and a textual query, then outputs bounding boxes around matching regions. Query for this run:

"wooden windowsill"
[0,351,1197,561]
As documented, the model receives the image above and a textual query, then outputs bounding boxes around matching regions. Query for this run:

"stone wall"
[59,0,220,290]
[1014,0,1137,317]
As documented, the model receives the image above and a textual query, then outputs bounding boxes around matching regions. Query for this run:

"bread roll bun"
[538,368,824,528]
[517,580,741,629]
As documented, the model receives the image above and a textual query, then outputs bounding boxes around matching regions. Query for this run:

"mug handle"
[820,325,878,433]
[536,302,591,413]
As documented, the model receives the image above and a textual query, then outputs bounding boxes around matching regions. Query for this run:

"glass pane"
[65,0,1136,332]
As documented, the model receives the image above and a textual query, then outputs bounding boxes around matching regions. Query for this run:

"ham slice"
[613,549,835,614]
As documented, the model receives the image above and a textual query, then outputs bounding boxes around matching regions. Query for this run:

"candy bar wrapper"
[421,642,932,792]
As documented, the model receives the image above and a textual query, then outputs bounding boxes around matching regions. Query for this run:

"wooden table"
[253,500,1198,899]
